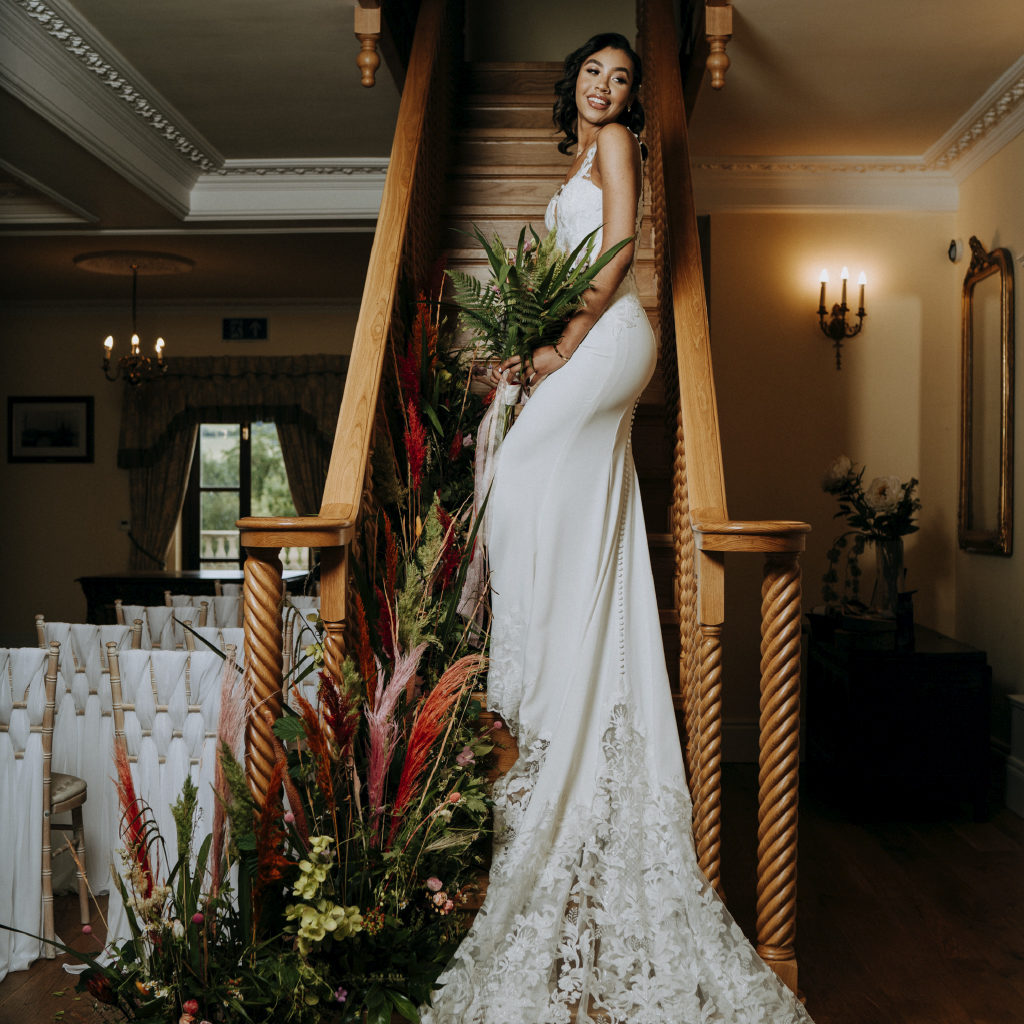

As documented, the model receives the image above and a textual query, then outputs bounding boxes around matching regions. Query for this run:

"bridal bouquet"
[446,223,632,372]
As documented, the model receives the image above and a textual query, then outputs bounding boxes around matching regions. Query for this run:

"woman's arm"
[497,123,641,383]
[554,123,641,357]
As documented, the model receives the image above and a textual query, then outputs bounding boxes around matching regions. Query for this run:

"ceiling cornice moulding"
[188,160,390,221]
[0,157,96,223]
[924,54,1024,180]
[8,0,221,171]
[1,0,221,216]
[696,55,1024,211]
[208,159,390,178]
[693,161,958,214]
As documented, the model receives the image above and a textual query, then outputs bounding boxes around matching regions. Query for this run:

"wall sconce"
[817,266,867,370]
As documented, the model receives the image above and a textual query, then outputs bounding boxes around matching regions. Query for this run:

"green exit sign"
[222,318,268,341]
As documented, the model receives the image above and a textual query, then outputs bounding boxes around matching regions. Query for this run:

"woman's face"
[574,46,635,131]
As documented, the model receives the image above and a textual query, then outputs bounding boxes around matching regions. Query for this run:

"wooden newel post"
[243,545,284,808]
[237,515,354,807]
[756,550,803,994]
[318,544,349,689]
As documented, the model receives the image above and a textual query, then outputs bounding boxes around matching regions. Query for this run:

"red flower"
[396,315,422,403]
[183,999,199,1015]
[449,431,463,461]
[352,592,376,691]
[375,585,395,663]
[404,401,427,491]
[84,970,116,1005]
[382,516,398,599]
[318,669,358,758]
[435,505,462,590]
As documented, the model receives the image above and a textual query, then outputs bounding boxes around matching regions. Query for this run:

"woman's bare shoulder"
[595,123,641,173]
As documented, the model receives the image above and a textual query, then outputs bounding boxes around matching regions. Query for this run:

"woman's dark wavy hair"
[553,33,645,156]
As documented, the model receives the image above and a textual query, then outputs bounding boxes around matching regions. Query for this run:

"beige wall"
[705,209,961,754]
[0,304,357,647]
[466,0,637,62]
[954,131,1024,741]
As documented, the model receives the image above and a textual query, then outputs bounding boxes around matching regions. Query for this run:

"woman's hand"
[490,345,567,388]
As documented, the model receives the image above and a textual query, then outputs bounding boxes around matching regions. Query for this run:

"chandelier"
[73,250,194,386]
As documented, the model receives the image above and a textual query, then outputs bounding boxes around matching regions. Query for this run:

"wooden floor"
[3,767,1022,1023]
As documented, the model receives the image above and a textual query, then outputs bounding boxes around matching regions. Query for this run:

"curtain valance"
[117,355,348,469]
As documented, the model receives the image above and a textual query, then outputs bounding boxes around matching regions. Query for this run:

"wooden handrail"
[640,0,809,995]
[238,0,457,811]
[323,0,447,522]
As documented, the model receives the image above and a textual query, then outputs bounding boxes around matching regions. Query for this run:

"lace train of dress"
[422,144,813,1023]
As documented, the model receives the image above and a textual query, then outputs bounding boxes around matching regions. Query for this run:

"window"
[181,421,307,571]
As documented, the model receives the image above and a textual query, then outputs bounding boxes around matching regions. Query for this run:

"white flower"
[865,475,903,512]
[822,454,853,492]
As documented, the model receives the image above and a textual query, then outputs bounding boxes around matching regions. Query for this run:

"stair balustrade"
[237,0,809,995]
[236,0,459,809]
[640,0,810,992]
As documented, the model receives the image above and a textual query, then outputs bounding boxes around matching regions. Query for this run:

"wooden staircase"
[237,0,809,997]
[442,61,682,698]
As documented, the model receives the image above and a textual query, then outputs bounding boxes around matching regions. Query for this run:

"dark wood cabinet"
[77,570,308,624]
[806,623,992,818]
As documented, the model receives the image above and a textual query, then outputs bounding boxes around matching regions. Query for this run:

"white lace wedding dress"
[423,143,814,1023]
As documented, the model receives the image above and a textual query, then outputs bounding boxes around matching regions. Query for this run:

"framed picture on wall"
[7,395,95,463]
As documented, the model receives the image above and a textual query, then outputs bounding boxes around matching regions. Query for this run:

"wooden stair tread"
[464,93,554,107]
[456,126,562,140]
[444,248,657,266]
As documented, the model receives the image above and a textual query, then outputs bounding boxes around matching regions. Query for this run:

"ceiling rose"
[72,250,195,276]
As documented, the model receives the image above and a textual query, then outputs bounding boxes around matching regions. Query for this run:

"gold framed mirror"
[958,235,1014,555]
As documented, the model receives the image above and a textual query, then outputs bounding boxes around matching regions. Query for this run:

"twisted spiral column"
[676,419,701,788]
[642,12,702,792]
[756,552,803,993]
[243,546,284,807]
[320,544,349,690]
[694,623,724,893]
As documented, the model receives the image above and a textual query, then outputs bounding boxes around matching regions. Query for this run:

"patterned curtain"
[117,355,348,568]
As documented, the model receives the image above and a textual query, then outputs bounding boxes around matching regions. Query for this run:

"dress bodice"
[544,140,641,297]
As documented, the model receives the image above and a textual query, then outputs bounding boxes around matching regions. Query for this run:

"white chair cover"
[118,605,152,648]
[104,649,230,946]
[187,626,246,661]
[287,595,320,612]
[0,647,50,980]
[218,582,242,597]
[38,622,77,777]
[58,624,133,895]
[120,606,203,650]
[219,628,245,656]
[165,593,197,608]
[209,595,241,628]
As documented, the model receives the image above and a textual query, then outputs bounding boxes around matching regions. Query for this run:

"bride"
[423,32,814,1024]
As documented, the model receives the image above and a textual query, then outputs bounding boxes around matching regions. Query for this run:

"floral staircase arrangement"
[24,291,514,1023]
[818,454,922,644]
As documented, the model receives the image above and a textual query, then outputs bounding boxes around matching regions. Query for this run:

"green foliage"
[447,223,633,367]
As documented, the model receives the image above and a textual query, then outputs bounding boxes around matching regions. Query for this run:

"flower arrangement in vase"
[821,454,922,616]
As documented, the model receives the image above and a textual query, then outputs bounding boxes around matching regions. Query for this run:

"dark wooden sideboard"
[806,623,992,819]
[77,570,308,624]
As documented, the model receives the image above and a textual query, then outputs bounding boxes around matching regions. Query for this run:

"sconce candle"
[817,265,867,370]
